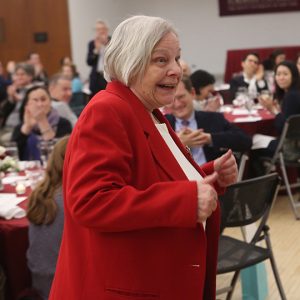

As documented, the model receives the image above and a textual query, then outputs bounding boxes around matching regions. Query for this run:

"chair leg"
[279,153,300,220]
[264,232,287,300]
[226,270,240,300]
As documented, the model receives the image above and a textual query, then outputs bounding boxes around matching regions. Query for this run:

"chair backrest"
[272,114,300,164]
[219,173,280,242]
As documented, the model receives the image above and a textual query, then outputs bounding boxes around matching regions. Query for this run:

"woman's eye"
[156,57,167,64]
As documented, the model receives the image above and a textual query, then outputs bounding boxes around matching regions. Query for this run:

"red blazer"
[49,81,221,300]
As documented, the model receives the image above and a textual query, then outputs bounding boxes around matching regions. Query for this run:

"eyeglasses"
[246,59,259,65]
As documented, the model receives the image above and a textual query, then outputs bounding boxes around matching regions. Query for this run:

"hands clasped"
[178,128,211,147]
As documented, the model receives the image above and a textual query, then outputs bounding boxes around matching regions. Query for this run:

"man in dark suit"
[165,76,252,164]
[86,19,110,98]
[229,52,269,101]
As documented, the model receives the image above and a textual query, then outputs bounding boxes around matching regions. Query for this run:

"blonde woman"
[26,136,69,300]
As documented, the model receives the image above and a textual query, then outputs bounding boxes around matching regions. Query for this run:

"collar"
[174,111,195,125]
[105,81,207,179]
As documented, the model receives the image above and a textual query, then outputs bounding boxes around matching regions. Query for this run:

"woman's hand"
[214,150,238,187]
[258,96,280,115]
[196,172,219,222]
[21,106,37,135]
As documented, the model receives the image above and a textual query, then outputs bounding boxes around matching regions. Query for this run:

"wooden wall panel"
[0,0,71,77]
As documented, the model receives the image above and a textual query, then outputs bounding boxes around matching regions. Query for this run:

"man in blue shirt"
[165,76,252,164]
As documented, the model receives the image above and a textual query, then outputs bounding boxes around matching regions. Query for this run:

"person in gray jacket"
[26,136,69,300]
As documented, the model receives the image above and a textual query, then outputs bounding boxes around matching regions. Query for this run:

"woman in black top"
[12,86,72,160]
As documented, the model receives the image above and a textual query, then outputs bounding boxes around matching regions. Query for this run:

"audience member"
[11,86,71,160]
[190,69,223,112]
[48,74,78,127]
[296,53,300,74]
[0,62,10,103]
[166,75,252,164]
[26,136,69,300]
[263,49,286,71]
[60,56,73,67]
[250,61,300,175]
[263,49,286,92]
[0,63,37,142]
[179,59,191,76]
[86,19,110,97]
[61,64,83,93]
[27,52,48,84]
[5,60,16,82]
[49,15,237,300]
[229,52,269,101]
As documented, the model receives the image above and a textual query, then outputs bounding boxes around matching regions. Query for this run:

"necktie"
[181,120,190,127]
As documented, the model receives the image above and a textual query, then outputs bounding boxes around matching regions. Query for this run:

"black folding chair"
[217,173,286,300]
[264,114,300,219]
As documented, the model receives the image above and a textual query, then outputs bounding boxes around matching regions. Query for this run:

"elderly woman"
[49,16,237,300]
[11,86,72,160]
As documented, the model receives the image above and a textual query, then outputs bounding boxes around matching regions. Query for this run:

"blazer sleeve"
[64,100,199,232]
[274,90,300,134]
[210,114,252,152]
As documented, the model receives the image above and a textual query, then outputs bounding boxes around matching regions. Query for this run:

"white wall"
[68,0,300,81]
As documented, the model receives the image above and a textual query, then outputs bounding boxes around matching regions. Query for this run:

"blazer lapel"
[153,110,208,178]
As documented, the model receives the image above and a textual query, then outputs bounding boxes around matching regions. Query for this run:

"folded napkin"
[234,116,262,123]
[2,176,28,185]
[0,193,26,220]
[232,108,258,115]
[252,134,276,150]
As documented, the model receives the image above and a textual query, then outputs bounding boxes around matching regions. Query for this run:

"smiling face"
[130,32,182,111]
[13,68,33,87]
[242,54,259,77]
[169,81,195,120]
[49,78,72,103]
[27,88,52,115]
[275,65,292,91]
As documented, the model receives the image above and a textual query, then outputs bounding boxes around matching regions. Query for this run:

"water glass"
[3,141,19,160]
[25,160,44,189]
[260,90,273,101]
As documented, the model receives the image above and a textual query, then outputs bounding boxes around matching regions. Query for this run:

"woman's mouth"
[157,84,176,90]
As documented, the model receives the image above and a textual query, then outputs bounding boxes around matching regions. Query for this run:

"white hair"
[104,15,177,86]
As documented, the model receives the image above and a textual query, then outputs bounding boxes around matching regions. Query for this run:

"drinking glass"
[3,141,19,160]
[260,90,273,101]
[39,140,56,168]
[245,98,255,115]
[25,160,44,189]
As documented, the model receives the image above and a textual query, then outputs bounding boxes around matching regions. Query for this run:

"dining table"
[0,178,31,300]
[221,105,276,136]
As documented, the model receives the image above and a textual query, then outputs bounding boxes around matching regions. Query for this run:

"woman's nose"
[167,60,182,77]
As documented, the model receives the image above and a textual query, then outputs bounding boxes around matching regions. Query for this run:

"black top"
[11,117,72,160]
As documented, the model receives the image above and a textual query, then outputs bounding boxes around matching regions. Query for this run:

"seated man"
[190,69,223,112]
[165,75,252,164]
[49,74,78,128]
[0,63,38,143]
[229,52,269,101]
